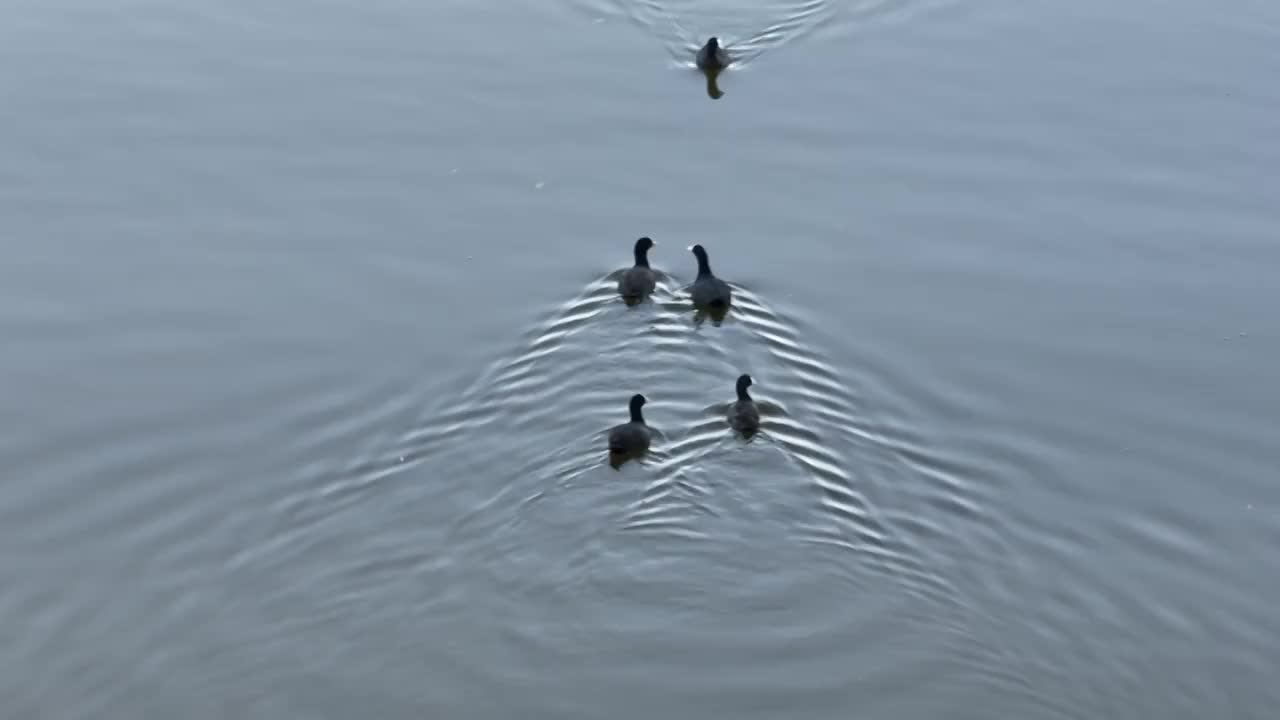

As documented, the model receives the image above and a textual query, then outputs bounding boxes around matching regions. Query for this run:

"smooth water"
[3,0,1279,716]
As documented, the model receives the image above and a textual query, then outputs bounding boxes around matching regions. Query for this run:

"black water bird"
[618,237,657,304]
[696,37,730,71]
[689,244,732,309]
[608,393,652,456]
[728,374,760,437]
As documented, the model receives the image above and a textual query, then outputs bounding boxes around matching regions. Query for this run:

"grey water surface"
[3,0,1279,717]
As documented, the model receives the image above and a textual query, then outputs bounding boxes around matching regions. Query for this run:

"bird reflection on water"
[702,67,724,100]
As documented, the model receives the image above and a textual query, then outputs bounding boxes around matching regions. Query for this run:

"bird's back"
[619,266,657,299]
[692,275,731,307]
[609,421,651,451]
[696,42,727,71]
[730,400,759,434]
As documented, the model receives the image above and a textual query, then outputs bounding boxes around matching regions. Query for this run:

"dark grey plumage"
[689,244,732,308]
[619,237,657,303]
[696,37,729,71]
[608,394,651,454]
[729,374,760,437]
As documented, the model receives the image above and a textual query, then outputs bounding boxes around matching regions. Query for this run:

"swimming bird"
[696,37,730,72]
[608,393,652,455]
[689,244,732,309]
[618,236,657,304]
[728,374,760,437]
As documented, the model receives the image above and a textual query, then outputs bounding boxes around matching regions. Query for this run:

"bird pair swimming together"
[608,374,761,463]
[618,237,732,311]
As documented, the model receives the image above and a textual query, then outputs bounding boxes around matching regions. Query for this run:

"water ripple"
[568,0,960,67]
[309,261,993,704]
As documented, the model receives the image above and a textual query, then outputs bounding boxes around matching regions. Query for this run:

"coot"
[696,37,729,71]
[728,374,760,437]
[618,237,657,304]
[689,244,732,309]
[608,393,652,454]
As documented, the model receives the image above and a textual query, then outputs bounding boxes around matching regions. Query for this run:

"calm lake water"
[3,0,1279,716]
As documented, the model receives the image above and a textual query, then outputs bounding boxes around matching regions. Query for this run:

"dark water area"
[3,0,1279,716]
